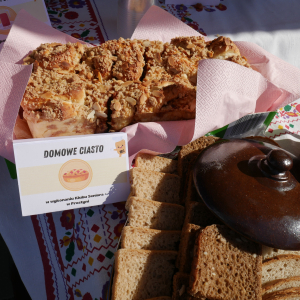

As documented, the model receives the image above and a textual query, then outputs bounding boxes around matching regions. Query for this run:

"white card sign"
[13,133,130,216]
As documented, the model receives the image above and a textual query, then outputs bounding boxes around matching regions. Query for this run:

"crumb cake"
[20,36,252,138]
[23,42,87,74]
[110,80,149,131]
[63,169,89,183]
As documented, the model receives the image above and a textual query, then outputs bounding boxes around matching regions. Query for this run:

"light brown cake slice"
[206,36,251,69]
[263,277,300,296]
[161,43,198,86]
[110,80,149,131]
[263,247,300,262]
[173,272,202,300]
[126,197,185,230]
[170,36,212,85]
[171,36,210,60]
[263,288,300,300]
[23,42,86,74]
[142,39,165,70]
[84,80,114,133]
[81,38,145,82]
[111,38,145,81]
[21,67,97,138]
[189,224,262,300]
[129,168,181,204]
[262,255,300,285]
[79,45,117,81]
[134,153,177,174]
[176,223,202,273]
[136,66,196,124]
[112,249,177,300]
[121,226,181,250]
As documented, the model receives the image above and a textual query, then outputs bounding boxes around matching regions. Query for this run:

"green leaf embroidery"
[81,30,90,38]
[284,105,292,111]
[184,17,193,23]
[66,241,75,262]
[65,231,72,235]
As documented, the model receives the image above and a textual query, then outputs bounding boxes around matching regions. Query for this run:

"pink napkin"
[1,7,300,165]
[0,62,32,163]
[0,10,90,163]
[124,6,300,163]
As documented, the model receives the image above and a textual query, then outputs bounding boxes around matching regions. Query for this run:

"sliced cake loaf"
[263,277,300,296]
[262,255,300,285]
[135,153,178,174]
[184,201,221,228]
[189,224,262,300]
[176,223,202,273]
[112,249,177,300]
[121,226,181,251]
[129,168,181,204]
[126,197,185,230]
[172,272,201,300]
[263,246,300,261]
[263,287,300,300]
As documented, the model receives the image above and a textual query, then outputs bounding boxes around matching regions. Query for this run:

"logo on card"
[114,139,126,157]
[59,159,93,191]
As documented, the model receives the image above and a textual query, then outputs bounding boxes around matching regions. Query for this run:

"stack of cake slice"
[112,136,267,300]
[261,247,300,299]
[173,136,263,300]
[111,153,184,300]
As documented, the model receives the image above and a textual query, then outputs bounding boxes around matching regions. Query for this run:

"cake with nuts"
[20,36,251,138]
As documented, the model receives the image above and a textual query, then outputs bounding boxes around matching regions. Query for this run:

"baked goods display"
[19,36,251,138]
[63,169,89,183]
[110,137,300,300]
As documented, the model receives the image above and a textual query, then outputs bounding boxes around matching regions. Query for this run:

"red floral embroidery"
[60,210,75,230]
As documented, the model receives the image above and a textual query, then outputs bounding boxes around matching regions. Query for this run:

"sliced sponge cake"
[263,277,300,297]
[112,249,177,300]
[126,197,185,230]
[135,153,177,174]
[121,227,181,251]
[129,168,181,204]
[189,224,262,300]
[262,255,300,285]
[263,287,300,300]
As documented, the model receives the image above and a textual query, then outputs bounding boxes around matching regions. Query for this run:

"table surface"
[1,1,300,299]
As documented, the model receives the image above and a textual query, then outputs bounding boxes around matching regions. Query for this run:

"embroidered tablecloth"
[0,1,300,300]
